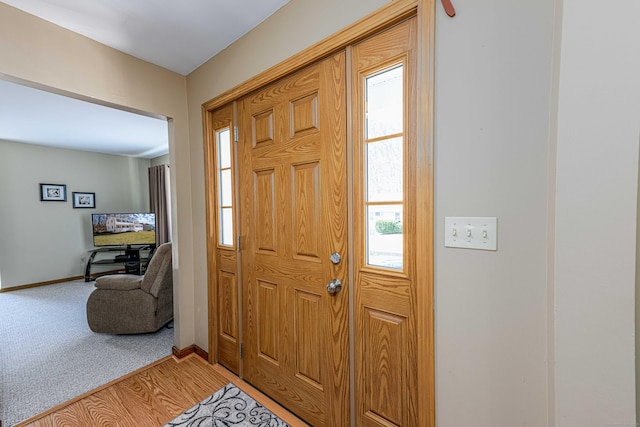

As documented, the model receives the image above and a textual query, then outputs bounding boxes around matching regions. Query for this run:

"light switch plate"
[444,217,497,251]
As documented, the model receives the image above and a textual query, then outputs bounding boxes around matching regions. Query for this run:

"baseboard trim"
[0,276,85,293]
[172,344,208,361]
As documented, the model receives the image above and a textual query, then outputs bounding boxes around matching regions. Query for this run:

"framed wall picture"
[72,192,96,209]
[40,183,67,202]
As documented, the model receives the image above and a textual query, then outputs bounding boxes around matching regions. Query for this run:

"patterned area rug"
[164,383,290,427]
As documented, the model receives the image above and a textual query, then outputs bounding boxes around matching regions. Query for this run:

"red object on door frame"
[441,0,456,17]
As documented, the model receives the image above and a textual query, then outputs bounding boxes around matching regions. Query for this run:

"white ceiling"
[0,79,170,159]
[0,0,290,158]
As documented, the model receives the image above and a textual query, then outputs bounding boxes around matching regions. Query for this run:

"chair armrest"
[94,275,143,291]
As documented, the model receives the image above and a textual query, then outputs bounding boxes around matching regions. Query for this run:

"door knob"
[326,278,343,295]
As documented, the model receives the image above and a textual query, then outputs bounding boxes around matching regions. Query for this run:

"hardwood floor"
[16,354,307,426]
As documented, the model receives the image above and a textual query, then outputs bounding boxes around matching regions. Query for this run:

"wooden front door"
[238,52,349,426]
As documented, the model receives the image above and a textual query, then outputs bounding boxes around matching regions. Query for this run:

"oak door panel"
[353,18,419,426]
[206,104,241,374]
[240,52,348,427]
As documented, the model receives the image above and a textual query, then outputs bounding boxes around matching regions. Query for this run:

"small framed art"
[72,192,96,209]
[40,183,67,202]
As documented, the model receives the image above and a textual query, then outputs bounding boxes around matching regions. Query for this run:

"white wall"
[151,154,170,167]
[0,140,150,288]
[434,1,555,425]
[553,0,640,424]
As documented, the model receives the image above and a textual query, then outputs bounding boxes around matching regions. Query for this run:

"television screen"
[92,213,156,247]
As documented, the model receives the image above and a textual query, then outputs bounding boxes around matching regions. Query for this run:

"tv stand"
[84,245,155,282]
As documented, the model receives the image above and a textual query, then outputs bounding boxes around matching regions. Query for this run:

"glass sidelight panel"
[220,169,233,206]
[364,64,404,270]
[366,204,403,269]
[218,129,231,169]
[217,128,234,247]
[220,207,234,246]
[366,65,403,140]
[366,137,403,203]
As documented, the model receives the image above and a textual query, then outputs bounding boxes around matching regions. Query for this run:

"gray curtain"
[149,164,172,245]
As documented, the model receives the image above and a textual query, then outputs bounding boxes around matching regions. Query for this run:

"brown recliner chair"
[86,242,173,334]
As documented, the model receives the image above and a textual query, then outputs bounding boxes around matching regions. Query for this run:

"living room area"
[0,118,170,292]
[0,101,175,424]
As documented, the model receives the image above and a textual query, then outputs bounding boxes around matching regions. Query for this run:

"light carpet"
[0,279,173,426]
[164,383,290,427]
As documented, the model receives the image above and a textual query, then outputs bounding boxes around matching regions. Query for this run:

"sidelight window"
[216,128,234,246]
[364,64,404,270]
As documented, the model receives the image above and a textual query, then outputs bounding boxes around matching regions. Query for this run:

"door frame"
[203,0,435,424]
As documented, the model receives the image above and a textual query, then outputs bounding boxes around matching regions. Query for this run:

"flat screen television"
[92,213,156,247]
